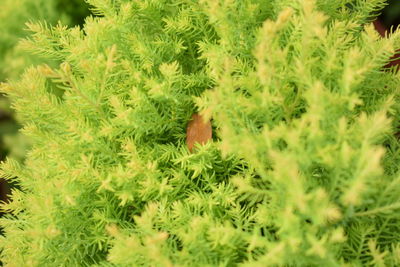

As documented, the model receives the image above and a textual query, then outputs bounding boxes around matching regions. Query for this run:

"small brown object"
[186,113,212,152]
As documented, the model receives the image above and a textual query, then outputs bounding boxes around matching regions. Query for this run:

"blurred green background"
[379,0,400,29]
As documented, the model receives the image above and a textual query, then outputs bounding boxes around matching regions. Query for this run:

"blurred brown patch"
[186,113,212,152]
[373,20,400,70]
[0,179,10,203]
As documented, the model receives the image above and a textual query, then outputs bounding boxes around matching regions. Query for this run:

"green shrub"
[0,0,90,163]
[1,0,400,266]
[0,0,90,81]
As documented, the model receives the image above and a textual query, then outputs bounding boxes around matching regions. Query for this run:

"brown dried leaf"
[186,113,212,152]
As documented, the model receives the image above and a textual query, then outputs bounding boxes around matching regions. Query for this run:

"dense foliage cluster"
[1,0,400,266]
[0,0,90,162]
[0,0,89,81]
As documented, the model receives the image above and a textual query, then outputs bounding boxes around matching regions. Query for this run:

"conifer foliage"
[1,0,400,266]
[0,0,90,81]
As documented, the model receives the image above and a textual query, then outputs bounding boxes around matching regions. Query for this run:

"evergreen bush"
[1,0,400,266]
[0,0,90,163]
[0,0,90,81]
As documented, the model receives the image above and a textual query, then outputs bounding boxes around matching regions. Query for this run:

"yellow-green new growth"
[1,0,400,266]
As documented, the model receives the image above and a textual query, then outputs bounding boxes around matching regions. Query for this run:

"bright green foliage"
[0,0,90,163]
[1,0,400,266]
[0,0,58,162]
[0,0,90,80]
